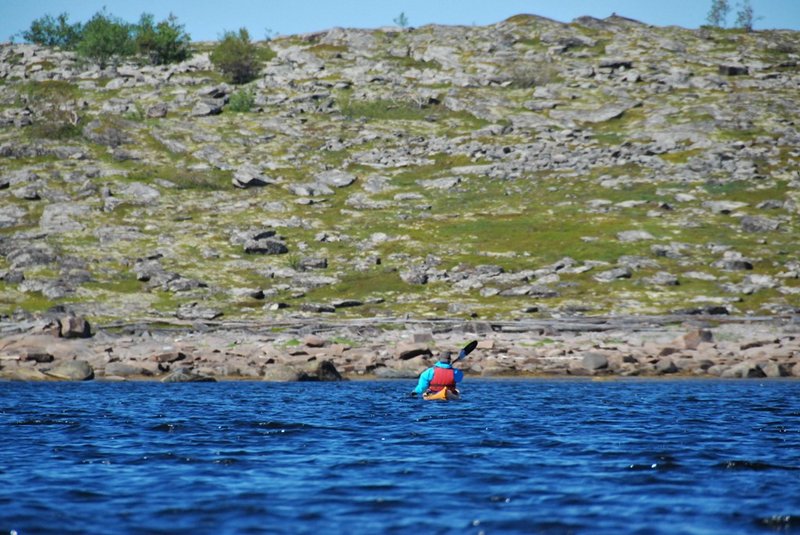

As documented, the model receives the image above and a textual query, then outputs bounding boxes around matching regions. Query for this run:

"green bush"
[22,12,83,49]
[210,28,259,84]
[228,89,255,112]
[76,10,135,69]
[135,13,191,65]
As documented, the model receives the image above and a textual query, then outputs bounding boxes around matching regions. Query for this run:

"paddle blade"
[456,340,478,361]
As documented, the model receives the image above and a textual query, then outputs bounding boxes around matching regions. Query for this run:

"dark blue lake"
[1,379,799,534]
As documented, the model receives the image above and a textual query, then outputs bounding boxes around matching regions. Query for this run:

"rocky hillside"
[1,13,799,325]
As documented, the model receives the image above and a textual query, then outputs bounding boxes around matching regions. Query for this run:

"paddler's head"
[437,351,452,364]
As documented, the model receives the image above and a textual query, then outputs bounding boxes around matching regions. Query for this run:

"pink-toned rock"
[654,358,679,374]
[47,360,94,381]
[694,342,718,356]
[304,335,325,347]
[412,332,434,344]
[328,344,347,357]
[758,361,787,378]
[20,349,54,363]
[396,342,432,360]
[740,339,779,350]
[742,346,771,360]
[104,362,153,377]
[477,340,495,350]
[152,351,186,363]
[721,361,765,378]
[59,316,92,339]
[658,346,680,357]
[4,367,52,381]
[679,329,713,350]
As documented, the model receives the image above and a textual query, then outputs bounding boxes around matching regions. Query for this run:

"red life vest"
[428,367,456,392]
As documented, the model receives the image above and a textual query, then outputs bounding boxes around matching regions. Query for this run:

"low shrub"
[228,89,255,112]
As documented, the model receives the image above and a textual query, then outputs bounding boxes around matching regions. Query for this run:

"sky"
[2,0,800,42]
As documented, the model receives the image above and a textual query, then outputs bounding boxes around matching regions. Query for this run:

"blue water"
[1,380,799,534]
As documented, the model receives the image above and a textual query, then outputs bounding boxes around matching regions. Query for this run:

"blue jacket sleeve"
[413,368,434,394]
[454,369,464,383]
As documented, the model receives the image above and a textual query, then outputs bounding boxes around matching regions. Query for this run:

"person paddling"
[410,351,464,397]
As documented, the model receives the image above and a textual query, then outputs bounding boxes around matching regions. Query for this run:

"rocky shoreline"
[1,313,799,382]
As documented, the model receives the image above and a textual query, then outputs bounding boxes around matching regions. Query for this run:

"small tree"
[394,12,410,28]
[210,28,258,84]
[23,81,81,139]
[735,0,755,31]
[135,13,191,65]
[706,0,731,27]
[23,12,83,49]
[76,10,135,69]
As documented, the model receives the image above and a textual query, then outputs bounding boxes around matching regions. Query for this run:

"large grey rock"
[645,272,679,286]
[299,360,344,381]
[105,362,153,377]
[39,203,91,233]
[118,182,161,205]
[581,352,608,371]
[3,368,51,381]
[741,216,780,233]
[594,267,632,282]
[721,361,766,378]
[703,201,748,214]
[655,358,679,374]
[47,360,94,381]
[191,100,223,116]
[233,165,275,188]
[245,238,288,255]
[316,170,356,188]
[758,361,787,378]
[146,103,168,118]
[161,367,216,382]
[0,205,26,228]
[262,365,302,381]
[400,269,428,285]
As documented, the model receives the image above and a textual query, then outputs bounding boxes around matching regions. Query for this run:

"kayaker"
[410,351,464,397]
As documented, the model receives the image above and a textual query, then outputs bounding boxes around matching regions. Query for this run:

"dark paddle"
[454,340,478,363]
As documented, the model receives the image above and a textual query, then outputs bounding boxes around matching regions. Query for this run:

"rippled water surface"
[2,380,800,534]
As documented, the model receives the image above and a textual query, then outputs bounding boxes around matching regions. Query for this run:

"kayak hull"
[422,388,461,401]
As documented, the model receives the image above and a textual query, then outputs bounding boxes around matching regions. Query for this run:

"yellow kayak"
[422,388,461,401]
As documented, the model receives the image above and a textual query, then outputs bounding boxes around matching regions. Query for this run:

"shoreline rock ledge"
[0,315,798,382]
